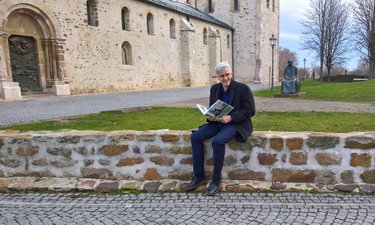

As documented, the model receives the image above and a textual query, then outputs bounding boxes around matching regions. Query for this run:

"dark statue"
[281,60,300,94]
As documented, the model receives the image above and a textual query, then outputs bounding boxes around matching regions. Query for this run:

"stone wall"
[0,130,374,193]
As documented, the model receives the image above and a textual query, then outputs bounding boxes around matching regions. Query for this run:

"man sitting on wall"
[183,61,256,196]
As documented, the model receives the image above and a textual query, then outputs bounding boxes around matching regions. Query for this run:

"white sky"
[279,0,357,70]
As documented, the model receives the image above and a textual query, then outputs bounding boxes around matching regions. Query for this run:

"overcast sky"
[279,0,357,70]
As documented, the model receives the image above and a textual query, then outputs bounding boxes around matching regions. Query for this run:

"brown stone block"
[286,138,303,150]
[161,134,180,142]
[16,146,39,156]
[0,159,20,168]
[56,136,81,144]
[289,152,307,165]
[95,181,119,193]
[340,170,354,183]
[180,157,192,165]
[144,181,162,192]
[257,153,277,165]
[317,171,336,185]
[110,133,135,142]
[315,152,342,166]
[350,153,371,167]
[227,169,265,181]
[31,158,48,167]
[99,145,129,156]
[116,157,144,167]
[169,146,191,154]
[272,169,317,183]
[0,178,13,188]
[207,158,213,166]
[362,170,375,183]
[144,168,162,180]
[183,132,191,142]
[228,135,267,150]
[145,145,162,153]
[241,155,250,164]
[50,160,75,168]
[335,184,357,192]
[226,184,256,192]
[345,136,375,149]
[47,147,72,158]
[81,168,113,179]
[270,136,283,150]
[307,134,339,149]
[270,182,287,190]
[137,134,156,141]
[224,155,237,166]
[168,172,193,181]
[150,156,174,166]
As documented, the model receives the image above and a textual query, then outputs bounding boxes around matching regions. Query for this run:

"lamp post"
[303,58,306,79]
[269,34,277,93]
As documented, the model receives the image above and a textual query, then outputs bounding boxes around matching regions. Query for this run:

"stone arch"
[1,3,68,96]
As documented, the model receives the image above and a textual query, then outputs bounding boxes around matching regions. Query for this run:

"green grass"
[1,107,375,132]
[255,80,375,104]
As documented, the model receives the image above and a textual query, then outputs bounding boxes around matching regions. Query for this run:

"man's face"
[217,67,232,89]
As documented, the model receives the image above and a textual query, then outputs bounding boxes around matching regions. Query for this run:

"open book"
[196,99,234,120]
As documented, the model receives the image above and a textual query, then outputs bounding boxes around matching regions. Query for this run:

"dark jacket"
[209,80,256,142]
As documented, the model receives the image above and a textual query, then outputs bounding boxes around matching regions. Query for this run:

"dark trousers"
[191,123,239,182]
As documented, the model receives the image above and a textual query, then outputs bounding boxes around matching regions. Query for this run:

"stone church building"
[0,0,279,100]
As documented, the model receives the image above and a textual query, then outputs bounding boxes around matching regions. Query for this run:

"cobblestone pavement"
[0,192,374,225]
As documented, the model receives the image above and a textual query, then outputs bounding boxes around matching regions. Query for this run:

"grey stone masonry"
[0,130,375,193]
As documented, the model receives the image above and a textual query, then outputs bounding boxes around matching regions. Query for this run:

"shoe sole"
[205,188,220,196]
[183,178,208,192]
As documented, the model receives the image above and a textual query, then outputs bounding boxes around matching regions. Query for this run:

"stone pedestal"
[51,83,70,96]
[0,80,21,100]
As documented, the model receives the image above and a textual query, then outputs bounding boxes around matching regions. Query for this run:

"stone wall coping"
[1,177,374,194]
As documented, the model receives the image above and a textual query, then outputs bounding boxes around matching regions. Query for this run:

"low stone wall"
[0,130,374,193]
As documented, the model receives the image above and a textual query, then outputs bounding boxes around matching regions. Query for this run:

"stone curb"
[1,177,375,194]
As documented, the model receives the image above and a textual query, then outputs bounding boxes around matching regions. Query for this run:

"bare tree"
[300,0,350,81]
[278,47,298,80]
[351,0,375,79]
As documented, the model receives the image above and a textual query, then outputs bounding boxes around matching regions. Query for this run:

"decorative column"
[0,32,21,100]
[42,38,70,96]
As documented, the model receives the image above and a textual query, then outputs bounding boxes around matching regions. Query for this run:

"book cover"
[196,99,233,120]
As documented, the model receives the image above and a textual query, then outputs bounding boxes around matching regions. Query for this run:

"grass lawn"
[1,107,374,133]
[255,80,375,104]
[1,80,374,133]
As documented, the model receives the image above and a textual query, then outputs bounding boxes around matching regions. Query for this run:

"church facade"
[0,0,279,100]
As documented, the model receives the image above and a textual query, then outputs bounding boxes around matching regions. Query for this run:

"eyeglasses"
[218,73,232,79]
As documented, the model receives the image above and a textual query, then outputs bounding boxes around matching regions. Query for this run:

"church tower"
[195,0,280,83]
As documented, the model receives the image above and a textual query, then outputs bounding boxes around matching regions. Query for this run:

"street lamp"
[303,58,306,79]
[269,34,277,93]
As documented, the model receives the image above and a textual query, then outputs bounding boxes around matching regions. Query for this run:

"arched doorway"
[1,4,66,97]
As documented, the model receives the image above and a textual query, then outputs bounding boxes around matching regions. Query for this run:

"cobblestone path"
[1,192,374,225]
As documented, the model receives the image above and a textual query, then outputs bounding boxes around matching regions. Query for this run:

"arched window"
[272,0,275,12]
[87,0,98,26]
[147,13,154,35]
[203,28,208,45]
[234,0,239,11]
[208,0,214,13]
[121,7,130,31]
[122,42,133,65]
[227,34,230,49]
[170,19,176,39]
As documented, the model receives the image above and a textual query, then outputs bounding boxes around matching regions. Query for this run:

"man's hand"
[220,115,232,124]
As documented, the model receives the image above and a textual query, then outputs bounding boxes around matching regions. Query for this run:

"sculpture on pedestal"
[281,60,300,94]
